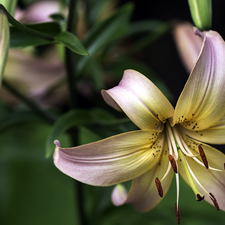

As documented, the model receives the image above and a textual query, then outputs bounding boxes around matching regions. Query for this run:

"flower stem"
[65,0,78,109]
[65,1,87,224]
[0,4,54,41]
[2,80,56,124]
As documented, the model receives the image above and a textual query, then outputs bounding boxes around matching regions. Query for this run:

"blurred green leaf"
[46,108,131,157]
[78,126,101,145]
[0,123,77,225]
[77,3,133,74]
[55,31,89,56]
[46,109,92,158]
[10,22,61,48]
[0,111,42,132]
[126,20,169,37]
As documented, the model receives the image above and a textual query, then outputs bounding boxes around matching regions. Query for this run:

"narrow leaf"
[10,22,60,48]
[55,31,89,56]
[45,110,92,158]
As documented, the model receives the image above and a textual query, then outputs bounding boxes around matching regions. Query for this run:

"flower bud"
[188,0,212,31]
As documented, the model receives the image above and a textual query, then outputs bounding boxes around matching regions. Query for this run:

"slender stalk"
[0,4,54,41]
[65,0,78,109]
[2,80,56,124]
[65,1,87,224]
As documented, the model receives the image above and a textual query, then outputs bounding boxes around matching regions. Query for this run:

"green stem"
[2,80,56,124]
[65,1,87,224]
[0,4,54,41]
[65,0,78,109]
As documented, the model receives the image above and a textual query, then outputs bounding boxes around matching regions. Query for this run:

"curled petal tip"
[54,140,61,147]
[193,27,204,38]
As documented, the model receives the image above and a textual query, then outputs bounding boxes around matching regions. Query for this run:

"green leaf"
[45,109,92,158]
[55,31,89,55]
[0,111,42,132]
[46,108,131,157]
[10,22,61,48]
[76,3,133,74]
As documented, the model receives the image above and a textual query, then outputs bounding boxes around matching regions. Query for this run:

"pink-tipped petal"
[102,70,174,130]
[173,23,202,73]
[54,130,164,186]
[173,29,225,130]
[111,184,128,206]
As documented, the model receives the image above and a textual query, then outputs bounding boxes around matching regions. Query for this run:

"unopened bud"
[188,0,212,31]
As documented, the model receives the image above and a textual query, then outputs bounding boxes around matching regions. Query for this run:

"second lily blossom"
[54,27,225,223]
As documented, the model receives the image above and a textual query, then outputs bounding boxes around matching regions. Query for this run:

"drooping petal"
[54,130,164,186]
[180,115,225,144]
[111,136,174,212]
[102,69,174,130]
[173,29,225,130]
[173,23,202,73]
[178,136,225,210]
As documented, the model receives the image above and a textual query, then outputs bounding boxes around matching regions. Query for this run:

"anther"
[169,154,178,173]
[209,193,219,210]
[155,177,163,197]
[175,203,180,224]
[196,194,204,201]
[198,145,208,169]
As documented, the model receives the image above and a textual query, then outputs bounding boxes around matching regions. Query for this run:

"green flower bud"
[188,0,212,31]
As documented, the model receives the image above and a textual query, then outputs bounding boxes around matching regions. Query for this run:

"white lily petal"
[178,143,225,210]
[54,130,164,186]
[173,29,225,130]
[124,137,174,212]
[102,69,174,130]
[181,125,225,145]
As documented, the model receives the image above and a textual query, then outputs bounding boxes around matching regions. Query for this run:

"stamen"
[155,177,163,197]
[166,123,179,160]
[169,154,178,173]
[209,193,220,210]
[196,194,204,201]
[198,145,208,169]
[175,203,180,224]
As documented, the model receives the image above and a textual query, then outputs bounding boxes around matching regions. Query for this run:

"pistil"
[178,148,204,201]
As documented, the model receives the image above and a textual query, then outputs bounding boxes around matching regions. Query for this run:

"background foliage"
[0,0,225,224]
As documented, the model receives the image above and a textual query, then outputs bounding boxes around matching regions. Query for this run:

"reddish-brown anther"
[175,203,180,224]
[155,177,163,197]
[209,193,220,210]
[198,145,208,169]
[169,154,178,173]
[196,194,204,201]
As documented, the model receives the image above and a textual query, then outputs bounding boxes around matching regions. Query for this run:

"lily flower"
[54,27,225,223]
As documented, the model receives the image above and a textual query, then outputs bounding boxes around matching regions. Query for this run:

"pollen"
[175,203,180,224]
[155,177,163,197]
[169,154,178,173]
[198,145,208,169]
[196,194,204,201]
[209,193,220,210]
